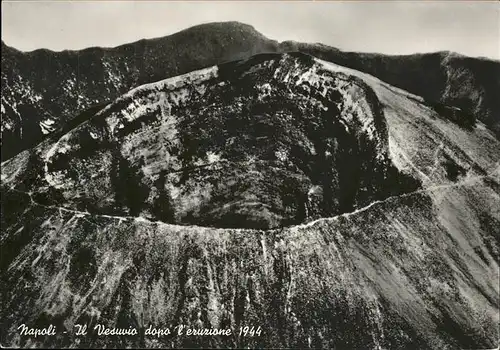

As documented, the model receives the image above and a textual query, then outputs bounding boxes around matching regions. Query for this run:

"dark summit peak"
[136,20,275,49]
[178,20,263,34]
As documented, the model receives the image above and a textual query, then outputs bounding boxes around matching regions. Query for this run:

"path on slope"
[4,164,498,231]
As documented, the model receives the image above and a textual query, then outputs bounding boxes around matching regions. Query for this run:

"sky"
[1,1,499,60]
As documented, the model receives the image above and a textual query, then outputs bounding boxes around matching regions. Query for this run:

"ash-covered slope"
[1,53,499,349]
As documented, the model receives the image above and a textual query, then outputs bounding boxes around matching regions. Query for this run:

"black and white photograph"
[1,0,499,348]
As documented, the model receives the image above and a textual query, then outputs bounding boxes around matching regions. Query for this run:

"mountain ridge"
[6,34,499,63]
[2,21,500,161]
[2,22,270,54]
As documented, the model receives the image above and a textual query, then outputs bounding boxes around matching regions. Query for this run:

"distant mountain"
[1,52,499,349]
[2,21,500,161]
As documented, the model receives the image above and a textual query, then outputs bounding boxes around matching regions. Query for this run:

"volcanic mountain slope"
[1,52,499,349]
[2,21,500,161]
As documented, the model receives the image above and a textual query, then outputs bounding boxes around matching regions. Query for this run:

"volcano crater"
[38,53,420,230]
